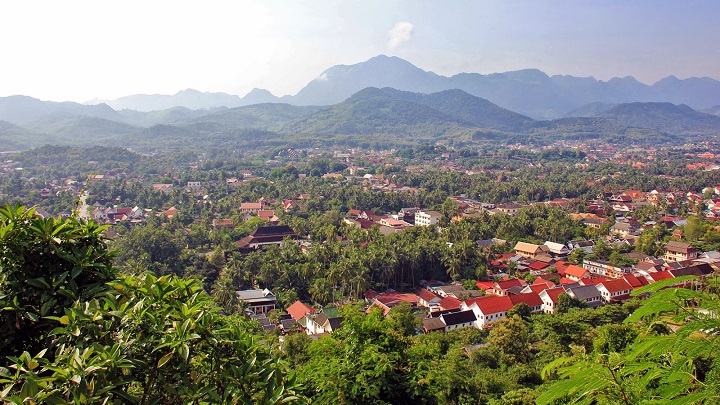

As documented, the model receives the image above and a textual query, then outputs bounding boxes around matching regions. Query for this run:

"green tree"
[0,204,115,355]
[488,315,532,364]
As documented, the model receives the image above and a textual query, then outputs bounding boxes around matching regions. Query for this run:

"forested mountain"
[2,90,720,152]
[597,102,720,135]
[0,120,52,152]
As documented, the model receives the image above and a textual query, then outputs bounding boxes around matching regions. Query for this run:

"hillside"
[283,87,533,140]
[598,102,720,135]
[0,120,53,151]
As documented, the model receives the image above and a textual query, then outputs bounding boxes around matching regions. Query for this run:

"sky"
[1,0,718,102]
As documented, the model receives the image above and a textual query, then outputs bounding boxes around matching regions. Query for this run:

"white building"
[415,210,442,226]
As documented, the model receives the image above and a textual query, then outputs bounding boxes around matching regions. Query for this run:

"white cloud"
[387,21,414,50]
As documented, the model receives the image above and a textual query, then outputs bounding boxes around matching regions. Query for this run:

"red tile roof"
[647,271,673,282]
[495,279,526,290]
[439,296,462,310]
[598,279,633,294]
[286,301,316,321]
[623,274,648,288]
[553,261,573,276]
[509,292,543,308]
[565,265,589,279]
[475,281,494,290]
[471,295,513,315]
[528,261,550,270]
[541,287,566,304]
[417,289,441,302]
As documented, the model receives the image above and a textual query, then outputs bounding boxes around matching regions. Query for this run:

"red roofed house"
[368,292,420,316]
[490,279,527,296]
[417,289,443,312]
[509,292,544,313]
[539,288,566,314]
[644,271,674,284]
[596,279,633,303]
[564,265,591,281]
[439,295,462,311]
[462,295,514,329]
[286,301,316,322]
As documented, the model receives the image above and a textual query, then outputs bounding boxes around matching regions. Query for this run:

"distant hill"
[563,102,616,118]
[282,87,525,139]
[2,88,719,151]
[187,103,322,132]
[81,56,720,120]
[91,88,281,112]
[703,105,720,116]
[597,102,720,135]
[284,56,720,119]
[0,96,122,125]
[0,120,53,151]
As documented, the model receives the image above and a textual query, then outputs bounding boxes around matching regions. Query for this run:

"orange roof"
[565,265,589,279]
[286,301,316,321]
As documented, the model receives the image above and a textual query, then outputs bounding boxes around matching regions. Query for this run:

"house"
[663,241,699,262]
[438,296,462,311]
[152,183,173,193]
[212,218,234,228]
[544,241,571,257]
[596,279,633,303]
[564,264,591,281]
[564,285,603,308]
[417,289,443,312]
[514,242,550,259]
[161,206,178,219]
[583,259,631,279]
[368,292,420,316]
[489,279,527,296]
[509,292,544,313]
[239,202,263,214]
[304,308,343,335]
[415,210,442,227]
[567,240,596,254]
[379,217,413,229]
[286,301,316,322]
[237,225,299,250]
[236,288,277,315]
[539,288,567,314]
[611,220,642,237]
[439,310,477,331]
[463,295,513,329]
[496,203,523,216]
[257,210,280,223]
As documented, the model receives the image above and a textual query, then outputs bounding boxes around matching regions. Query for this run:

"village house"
[596,279,633,303]
[514,242,550,260]
[583,259,631,279]
[236,288,277,315]
[236,225,299,251]
[564,285,603,308]
[663,241,699,262]
[494,202,523,216]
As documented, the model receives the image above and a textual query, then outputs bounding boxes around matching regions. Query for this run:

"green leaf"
[157,352,173,368]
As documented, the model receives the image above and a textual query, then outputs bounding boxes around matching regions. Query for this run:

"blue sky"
[0,0,717,102]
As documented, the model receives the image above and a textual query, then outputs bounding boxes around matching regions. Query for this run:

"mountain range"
[2,85,720,152]
[88,55,720,120]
